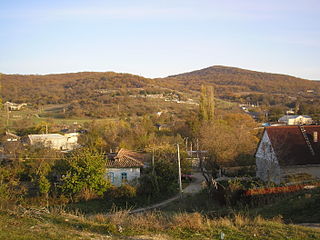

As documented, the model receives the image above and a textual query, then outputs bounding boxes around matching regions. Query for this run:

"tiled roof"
[265,125,320,166]
[106,148,144,168]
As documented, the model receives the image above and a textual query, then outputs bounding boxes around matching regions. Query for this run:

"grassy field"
[1,206,320,240]
[0,106,116,131]
[0,96,238,132]
[1,188,320,240]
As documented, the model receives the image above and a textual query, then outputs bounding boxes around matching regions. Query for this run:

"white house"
[278,115,312,125]
[27,133,79,151]
[255,125,320,184]
[105,149,145,187]
[4,102,27,111]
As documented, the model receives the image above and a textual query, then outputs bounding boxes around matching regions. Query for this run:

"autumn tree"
[199,85,215,122]
[199,113,258,187]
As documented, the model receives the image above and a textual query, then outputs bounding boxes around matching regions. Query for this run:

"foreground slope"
[1,208,320,240]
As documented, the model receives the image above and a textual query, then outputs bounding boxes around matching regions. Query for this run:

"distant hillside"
[1,72,196,118]
[1,72,155,104]
[2,66,320,118]
[161,65,320,97]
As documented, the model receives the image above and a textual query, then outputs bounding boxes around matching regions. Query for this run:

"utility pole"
[177,143,183,198]
[196,138,199,160]
[152,148,155,175]
[185,137,188,152]
[6,104,9,128]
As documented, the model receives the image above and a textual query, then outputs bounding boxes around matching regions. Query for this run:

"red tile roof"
[265,125,320,166]
[106,148,145,168]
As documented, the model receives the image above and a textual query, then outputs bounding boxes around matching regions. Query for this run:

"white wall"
[255,131,281,184]
[29,134,79,151]
[106,167,140,187]
[288,116,312,125]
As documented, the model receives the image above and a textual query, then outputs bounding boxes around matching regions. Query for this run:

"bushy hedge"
[211,177,320,206]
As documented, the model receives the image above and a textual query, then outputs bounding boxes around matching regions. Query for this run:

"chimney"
[313,131,318,143]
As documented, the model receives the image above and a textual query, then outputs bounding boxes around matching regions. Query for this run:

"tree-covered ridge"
[2,72,155,104]
[2,66,320,118]
[3,65,320,106]
[163,65,320,95]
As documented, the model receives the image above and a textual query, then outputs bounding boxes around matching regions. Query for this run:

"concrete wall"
[106,167,140,187]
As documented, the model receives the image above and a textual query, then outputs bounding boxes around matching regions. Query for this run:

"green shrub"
[106,184,137,200]
[56,148,110,201]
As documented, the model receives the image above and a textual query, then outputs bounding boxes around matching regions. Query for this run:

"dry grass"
[127,211,166,231]
[170,212,206,231]
[1,207,320,240]
[106,209,130,226]
[233,213,250,227]
[89,213,108,224]
[89,210,274,233]
[210,216,234,228]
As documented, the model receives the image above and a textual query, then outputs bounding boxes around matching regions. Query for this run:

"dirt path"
[130,172,205,214]
[183,172,205,194]
[297,223,320,228]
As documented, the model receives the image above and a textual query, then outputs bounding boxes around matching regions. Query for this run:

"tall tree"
[199,85,215,122]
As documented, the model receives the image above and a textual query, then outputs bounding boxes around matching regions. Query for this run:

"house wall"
[65,133,79,150]
[281,164,320,180]
[105,167,140,187]
[48,138,67,150]
[28,134,78,151]
[288,116,312,125]
[255,131,281,184]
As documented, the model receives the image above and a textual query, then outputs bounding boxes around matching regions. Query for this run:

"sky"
[1,0,320,80]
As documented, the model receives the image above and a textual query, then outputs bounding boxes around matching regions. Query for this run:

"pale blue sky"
[1,0,320,79]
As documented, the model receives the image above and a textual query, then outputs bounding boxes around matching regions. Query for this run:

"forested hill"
[2,65,320,107]
[1,72,155,104]
[160,65,320,96]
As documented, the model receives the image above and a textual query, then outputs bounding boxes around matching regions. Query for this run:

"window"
[121,172,128,182]
[108,172,114,183]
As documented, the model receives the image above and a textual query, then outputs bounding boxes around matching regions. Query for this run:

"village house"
[278,115,313,125]
[4,101,27,111]
[26,133,79,151]
[105,148,146,187]
[255,125,320,184]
